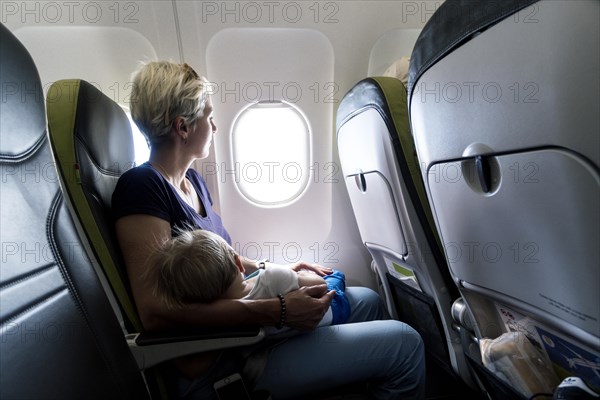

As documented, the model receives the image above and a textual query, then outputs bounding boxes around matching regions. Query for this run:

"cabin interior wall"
[4,0,439,288]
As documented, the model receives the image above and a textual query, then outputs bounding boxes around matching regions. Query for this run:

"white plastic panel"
[206,28,335,265]
[338,108,408,256]
[338,108,402,183]
[14,26,157,106]
[345,172,407,256]
[368,28,421,76]
[428,149,600,337]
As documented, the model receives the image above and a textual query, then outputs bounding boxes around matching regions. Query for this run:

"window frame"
[230,100,313,208]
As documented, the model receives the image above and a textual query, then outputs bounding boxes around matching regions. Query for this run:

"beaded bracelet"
[276,293,286,329]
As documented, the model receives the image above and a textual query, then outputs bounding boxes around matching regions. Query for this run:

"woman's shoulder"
[116,163,163,190]
[120,162,160,181]
[113,163,168,203]
[112,162,173,221]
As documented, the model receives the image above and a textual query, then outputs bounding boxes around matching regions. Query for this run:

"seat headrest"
[48,79,135,209]
[74,80,135,174]
[407,0,539,98]
[0,23,45,158]
[336,77,407,131]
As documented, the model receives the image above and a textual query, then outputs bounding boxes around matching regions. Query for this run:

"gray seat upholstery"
[46,78,265,397]
[47,78,143,332]
[409,0,599,395]
[0,22,149,399]
[336,77,473,393]
[0,23,263,400]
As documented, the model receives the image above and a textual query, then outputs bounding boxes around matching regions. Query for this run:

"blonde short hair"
[130,61,208,146]
[148,230,239,310]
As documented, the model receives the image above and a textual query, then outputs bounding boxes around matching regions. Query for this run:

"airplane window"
[232,101,311,207]
[123,109,151,166]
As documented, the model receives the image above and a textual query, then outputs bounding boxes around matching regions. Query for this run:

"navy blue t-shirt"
[112,162,232,244]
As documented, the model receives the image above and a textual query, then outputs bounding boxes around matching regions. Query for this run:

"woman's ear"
[173,116,189,142]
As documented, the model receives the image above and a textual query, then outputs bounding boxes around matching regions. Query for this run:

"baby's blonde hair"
[148,230,239,310]
[130,61,208,147]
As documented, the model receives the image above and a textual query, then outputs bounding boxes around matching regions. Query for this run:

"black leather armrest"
[126,326,265,370]
[135,326,263,346]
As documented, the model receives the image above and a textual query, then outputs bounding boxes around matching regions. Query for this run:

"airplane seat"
[46,78,268,399]
[409,0,599,397]
[336,77,475,394]
[0,22,149,399]
[47,79,143,332]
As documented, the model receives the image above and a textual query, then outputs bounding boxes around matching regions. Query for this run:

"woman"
[112,60,425,399]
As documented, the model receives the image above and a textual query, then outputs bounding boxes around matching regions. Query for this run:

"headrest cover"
[336,78,390,130]
[75,80,135,173]
[408,0,539,98]
[0,23,45,158]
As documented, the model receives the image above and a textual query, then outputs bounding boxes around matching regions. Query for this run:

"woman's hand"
[284,285,335,330]
[289,261,333,277]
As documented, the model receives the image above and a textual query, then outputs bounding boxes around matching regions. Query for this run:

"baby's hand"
[297,269,327,287]
[289,261,333,277]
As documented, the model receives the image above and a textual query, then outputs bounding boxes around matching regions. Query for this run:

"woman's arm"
[170,285,335,330]
[115,214,333,331]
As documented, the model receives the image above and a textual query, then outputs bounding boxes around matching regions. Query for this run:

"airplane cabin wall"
[3,0,436,288]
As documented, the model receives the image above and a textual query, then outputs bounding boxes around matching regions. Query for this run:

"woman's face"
[189,97,217,159]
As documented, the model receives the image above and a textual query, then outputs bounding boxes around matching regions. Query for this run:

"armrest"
[126,326,265,370]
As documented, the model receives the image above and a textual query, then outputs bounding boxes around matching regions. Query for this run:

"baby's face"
[220,255,251,299]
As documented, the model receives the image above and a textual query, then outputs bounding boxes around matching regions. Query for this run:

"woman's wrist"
[241,297,284,326]
[276,293,286,329]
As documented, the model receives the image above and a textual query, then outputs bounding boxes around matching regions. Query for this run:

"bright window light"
[123,109,150,166]
[232,102,311,206]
